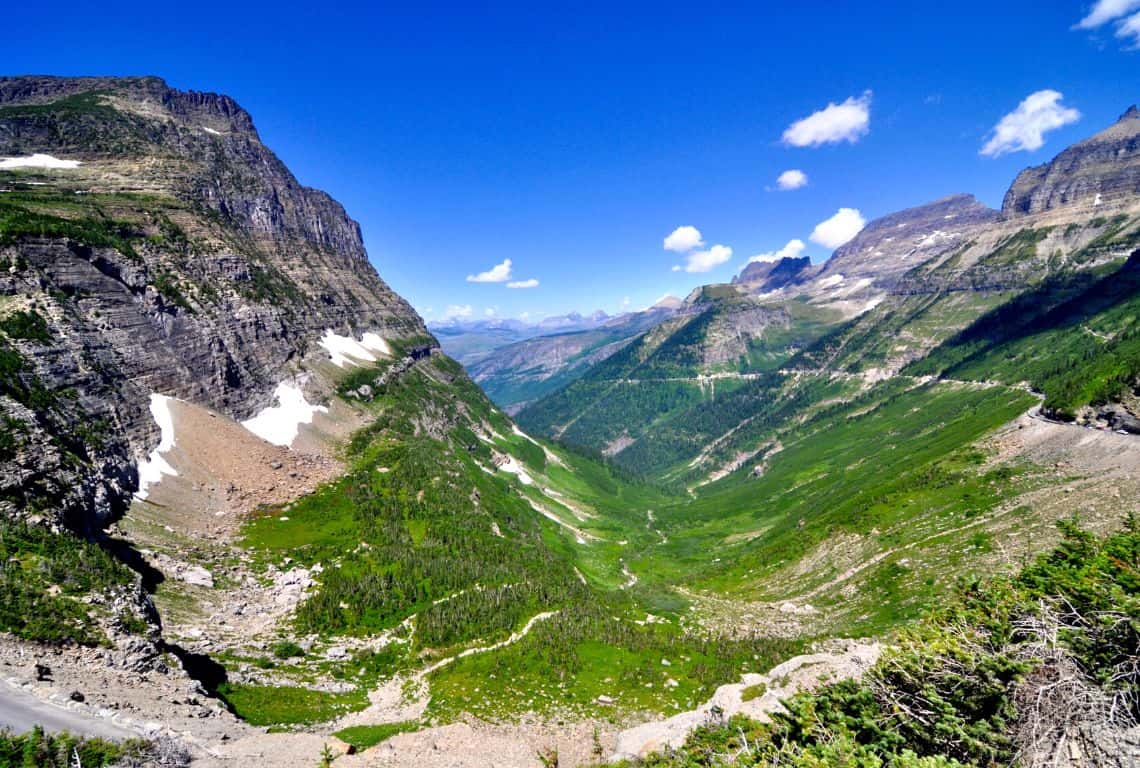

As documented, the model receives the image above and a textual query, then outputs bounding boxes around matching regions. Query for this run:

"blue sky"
[4,1,1138,321]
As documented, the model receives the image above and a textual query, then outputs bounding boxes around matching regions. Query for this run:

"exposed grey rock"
[0,75,432,536]
[181,567,214,589]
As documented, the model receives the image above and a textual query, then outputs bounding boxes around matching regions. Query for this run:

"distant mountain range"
[429,310,612,364]
[432,298,688,411]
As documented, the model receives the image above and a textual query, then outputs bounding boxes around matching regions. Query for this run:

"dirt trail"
[612,641,882,761]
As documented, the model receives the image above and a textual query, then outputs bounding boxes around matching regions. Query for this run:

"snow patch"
[526,499,593,544]
[916,230,957,248]
[318,329,378,368]
[817,274,845,289]
[241,382,328,447]
[135,394,179,500]
[497,455,533,485]
[0,154,82,170]
[1094,193,1103,206]
[360,332,392,356]
[512,424,566,466]
[202,127,221,136]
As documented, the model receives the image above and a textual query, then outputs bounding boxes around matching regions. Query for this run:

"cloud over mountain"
[810,208,865,249]
[980,90,1080,157]
[749,239,806,264]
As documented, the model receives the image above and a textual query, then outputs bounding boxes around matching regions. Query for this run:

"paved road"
[0,681,133,740]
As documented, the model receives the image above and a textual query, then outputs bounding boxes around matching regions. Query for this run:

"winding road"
[0,680,133,740]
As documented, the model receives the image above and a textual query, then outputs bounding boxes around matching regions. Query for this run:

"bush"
[272,640,305,659]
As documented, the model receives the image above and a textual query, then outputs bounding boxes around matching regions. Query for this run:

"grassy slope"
[610,522,1140,768]
[629,379,1038,636]
[517,299,842,477]
[908,252,1140,418]
[229,353,794,724]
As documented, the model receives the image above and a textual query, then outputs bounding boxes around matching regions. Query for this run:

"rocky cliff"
[0,76,428,533]
[1003,105,1140,217]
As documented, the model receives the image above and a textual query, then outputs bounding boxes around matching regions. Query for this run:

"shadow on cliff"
[907,248,1140,378]
[101,533,165,593]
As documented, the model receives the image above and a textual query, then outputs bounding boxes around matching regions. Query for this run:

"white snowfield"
[496,455,533,485]
[135,394,178,500]
[241,382,328,447]
[318,329,391,367]
[0,154,82,169]
[360,331,392,356]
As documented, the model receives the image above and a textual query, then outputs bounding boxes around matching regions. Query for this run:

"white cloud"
[775,169,808,190]
[506,278,539,289]
[466,258,513,283]
[671,265,682,272]
[621,296,631,309]
[681,244,733,273]
[782,92,872,147]
[749,239,806,264]
[1117,11,1140,45]
[810,209,865,249]
[980,90,1080,157]
[1076,0,1140,27]
[663,225,704,253]
[520,311,531,320]
[443,304,473,319]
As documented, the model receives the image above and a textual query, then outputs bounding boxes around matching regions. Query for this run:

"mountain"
[0,76,425,536]
[732,254,813,291]
[466,303,683,412]
[429,310,612,367]
[3,75,1140,768]
[0,76,831,763]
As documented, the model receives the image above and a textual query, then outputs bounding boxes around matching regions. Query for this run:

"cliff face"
[0,76,428,532]
[732,256,812,291]
[1003,105,1140,217]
